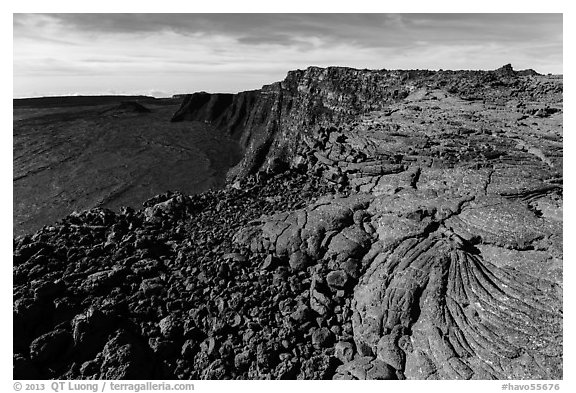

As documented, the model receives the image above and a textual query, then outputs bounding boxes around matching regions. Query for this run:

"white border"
[3,2,572,391]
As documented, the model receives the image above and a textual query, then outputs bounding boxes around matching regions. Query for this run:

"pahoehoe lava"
[13,65,562,380]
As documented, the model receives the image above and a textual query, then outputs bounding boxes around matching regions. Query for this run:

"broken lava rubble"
[14,65,563,380]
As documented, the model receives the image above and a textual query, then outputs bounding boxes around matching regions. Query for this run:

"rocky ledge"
[13,65,562,380]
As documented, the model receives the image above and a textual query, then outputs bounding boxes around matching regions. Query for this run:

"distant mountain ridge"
[13,95,162,108]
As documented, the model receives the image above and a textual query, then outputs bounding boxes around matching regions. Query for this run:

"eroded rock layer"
[14,65,562,380]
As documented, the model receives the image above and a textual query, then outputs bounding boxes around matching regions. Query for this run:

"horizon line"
[13,64,563,100]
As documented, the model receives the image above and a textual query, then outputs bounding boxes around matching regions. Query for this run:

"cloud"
[13,13,562,48]
[12,13,563,98]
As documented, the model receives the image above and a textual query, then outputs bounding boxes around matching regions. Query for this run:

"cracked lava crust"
[13,64,562,380]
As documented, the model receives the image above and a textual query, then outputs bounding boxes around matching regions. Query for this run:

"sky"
[13,13,563,98]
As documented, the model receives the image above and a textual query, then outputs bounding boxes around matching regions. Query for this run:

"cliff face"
[172,67,424,178]
[172,66,559,181]
[171,91,260,140]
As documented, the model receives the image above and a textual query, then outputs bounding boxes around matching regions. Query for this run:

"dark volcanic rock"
[13,65,562,380]
[495,63,515,77]
[29,329,72,364]
[311,327,335,348]
[103,101,151,114]
[99,330,162,379]
[171,91,259,139]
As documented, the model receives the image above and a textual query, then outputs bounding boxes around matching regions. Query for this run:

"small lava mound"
[102,101,151,115]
